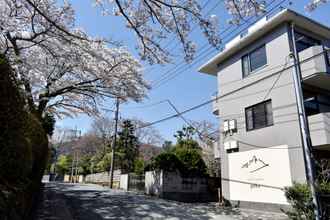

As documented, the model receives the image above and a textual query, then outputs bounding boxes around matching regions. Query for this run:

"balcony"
[299,46,330,91]
[212,94,219,116]
[308,112,330,149]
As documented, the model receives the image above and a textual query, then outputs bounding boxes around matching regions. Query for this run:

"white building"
[199,9,330,210]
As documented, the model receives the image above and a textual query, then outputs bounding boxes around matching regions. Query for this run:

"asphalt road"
[34,183,288,220]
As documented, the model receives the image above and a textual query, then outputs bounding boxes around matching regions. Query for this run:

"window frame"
[245,100,274,131]
[294,31,321,53]
[242,44,267,78]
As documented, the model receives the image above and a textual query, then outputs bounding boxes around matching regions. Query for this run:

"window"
[304,97,320,116]
[295,31,321,53]
[245,100,273,131]
[242,45,267,77]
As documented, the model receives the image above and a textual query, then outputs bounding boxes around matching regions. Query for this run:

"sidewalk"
[33,184,74,220]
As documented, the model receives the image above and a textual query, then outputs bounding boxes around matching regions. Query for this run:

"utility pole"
[290,23,321,220]
[74,151,79,183]
[74,130,81,183]
[109,97,120,188]
[70,151,75,183]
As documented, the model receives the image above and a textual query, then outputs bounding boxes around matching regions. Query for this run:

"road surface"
[34,183,288,220]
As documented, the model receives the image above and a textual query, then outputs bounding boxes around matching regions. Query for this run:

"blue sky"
[57,0,330,143]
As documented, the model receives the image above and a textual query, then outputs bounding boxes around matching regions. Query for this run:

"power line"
[152,0,287,88]
[151,0,287,89]
[165,99,216,142]
[122,100,167,109]
[136,48,330,130]
[162,0,224,52]
[161,0,216,51]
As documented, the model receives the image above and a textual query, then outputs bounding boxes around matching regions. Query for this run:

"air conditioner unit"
[229,119,237,130]
[224,140,239,150]
[223,120,229,132]
[224,141,231,150]
[230,140,239,149]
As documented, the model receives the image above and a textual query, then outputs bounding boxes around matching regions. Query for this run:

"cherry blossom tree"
[224,0,266,24]
[0,0,149,119]
[94,0,221,63]
[305,0,330,11]
[2,0,326,119]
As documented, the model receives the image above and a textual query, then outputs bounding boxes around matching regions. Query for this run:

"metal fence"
[128,173,145,192]
[320,194,330,219]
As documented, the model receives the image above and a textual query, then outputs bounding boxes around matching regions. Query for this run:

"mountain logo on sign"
[241,155,269,173]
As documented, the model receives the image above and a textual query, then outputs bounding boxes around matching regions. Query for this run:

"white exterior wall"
[215,24,307,204]
[228,145,292,204]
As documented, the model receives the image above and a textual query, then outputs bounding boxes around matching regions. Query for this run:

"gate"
[128,173,145,192]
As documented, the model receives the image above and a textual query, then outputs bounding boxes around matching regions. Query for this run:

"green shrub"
[134,159,145,175]
[283,182,330,219]
[151,152,183,172]
[283,183,314,220]
[149,147,207,176]
[174,147,207,176]
[56,155,72,175]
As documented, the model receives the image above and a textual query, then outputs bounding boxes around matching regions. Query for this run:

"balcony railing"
[299,46,330,79]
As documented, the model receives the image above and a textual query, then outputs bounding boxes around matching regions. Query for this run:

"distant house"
[199,9,330,209]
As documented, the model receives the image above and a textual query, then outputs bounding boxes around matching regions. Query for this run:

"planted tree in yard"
[283,159,330,219]
[148,126,207,176]
[191,120,219,177]
[174,126,200,149]
[77,155,93,176]
[56,155,73,176]
[151,152,184,173]
[116,120,140,173]
[134,158,145,175]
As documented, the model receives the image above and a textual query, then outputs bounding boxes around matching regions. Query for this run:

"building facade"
[199,9,330,208]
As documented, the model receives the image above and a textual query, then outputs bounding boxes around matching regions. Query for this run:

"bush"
[174,147,207,176]
[151,152,183,172]
[134,159,145,175]
[149,147,207,176]
[283,182,330,219]
[56,155,72,175]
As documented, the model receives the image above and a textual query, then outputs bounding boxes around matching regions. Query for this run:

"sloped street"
[34,183,288,220]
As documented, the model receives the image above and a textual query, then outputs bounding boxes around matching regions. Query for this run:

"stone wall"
[85,170,121,188]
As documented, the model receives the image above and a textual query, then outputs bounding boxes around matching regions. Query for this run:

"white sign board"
[228,145,292,204]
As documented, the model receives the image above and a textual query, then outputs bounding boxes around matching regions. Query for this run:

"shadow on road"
[45,183,240,220]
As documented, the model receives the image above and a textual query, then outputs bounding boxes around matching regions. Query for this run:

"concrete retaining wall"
[145,171,218,202]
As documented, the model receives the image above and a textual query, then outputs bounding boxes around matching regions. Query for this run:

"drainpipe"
[289,22,321,220]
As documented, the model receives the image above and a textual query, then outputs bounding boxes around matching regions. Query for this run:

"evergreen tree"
[116,120,139,173]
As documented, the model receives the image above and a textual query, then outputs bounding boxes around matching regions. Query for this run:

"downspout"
[288,22,322,220]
